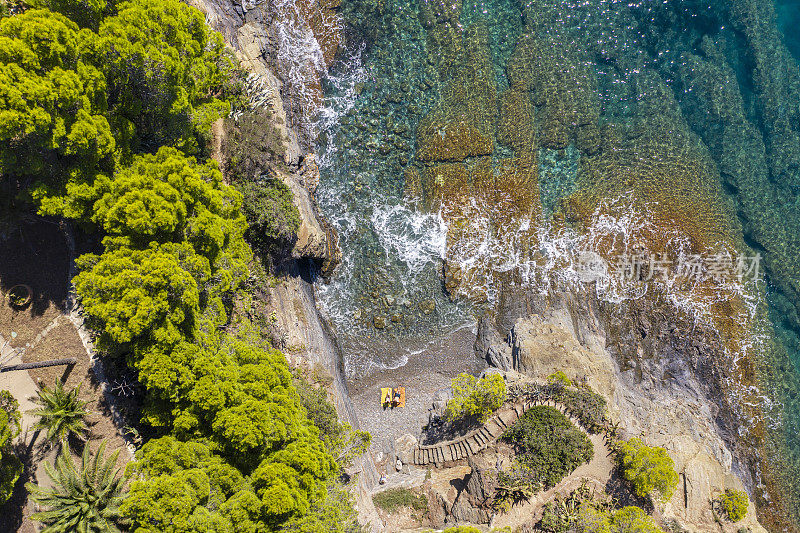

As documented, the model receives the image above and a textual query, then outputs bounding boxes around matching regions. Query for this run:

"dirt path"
[490,431,614,530]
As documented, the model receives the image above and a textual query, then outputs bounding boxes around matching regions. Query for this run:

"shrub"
[502,405,593,489]
[576,504,665,532]
[0,390,22,506]
[445,372,506,424]
[617,438,678,502]
[522,382,607,433]
[548,371,573,387]
[372,488,428,513]
[222,111,287,183]
[718,488,749,522]
[444,527,482,533]
[237,178,301,255]
[494,464,538,513]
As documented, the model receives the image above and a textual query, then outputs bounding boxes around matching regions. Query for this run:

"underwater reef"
[320,0,800,529]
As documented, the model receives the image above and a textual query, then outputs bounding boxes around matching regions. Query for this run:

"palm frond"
[26,440,127,533]
[29,380,89,445]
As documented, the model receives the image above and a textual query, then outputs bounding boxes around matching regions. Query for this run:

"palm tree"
[30,380,89,446]
[26,440,127,532]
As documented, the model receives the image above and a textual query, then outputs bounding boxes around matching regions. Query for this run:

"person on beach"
[392,388,401,407]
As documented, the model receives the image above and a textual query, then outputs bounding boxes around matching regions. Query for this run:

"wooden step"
[455,441,465,458]
[485,420,502,437]
[463,438,474,455]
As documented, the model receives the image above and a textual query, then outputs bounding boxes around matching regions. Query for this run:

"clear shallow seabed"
[312,0,800,526]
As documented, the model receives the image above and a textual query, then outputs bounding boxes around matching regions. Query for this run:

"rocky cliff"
[476,292,769,533]
[186,0,381,525]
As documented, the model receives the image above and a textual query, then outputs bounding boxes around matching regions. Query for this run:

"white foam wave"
[271,0,331,139]
[371,203,448,275]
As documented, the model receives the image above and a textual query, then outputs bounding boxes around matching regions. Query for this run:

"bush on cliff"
[576,504,665,533]
[617,438,678,502]
[502,405,593,489]
[717,488,749,522]
[237,178,300,256]
[222,111,288,183]
[445,372,506,424]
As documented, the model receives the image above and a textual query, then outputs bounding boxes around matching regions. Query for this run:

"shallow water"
[315,0,800,523]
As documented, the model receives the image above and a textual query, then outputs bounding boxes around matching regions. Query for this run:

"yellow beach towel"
[381,388,392,406]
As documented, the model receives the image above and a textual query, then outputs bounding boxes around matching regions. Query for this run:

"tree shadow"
[0,439,41,532]
[0,219,70,317]
[421,414,481,446]
[604,469,653,513]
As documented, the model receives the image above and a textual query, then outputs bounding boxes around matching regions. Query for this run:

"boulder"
[448,455,497,525]
[395,433,418,466]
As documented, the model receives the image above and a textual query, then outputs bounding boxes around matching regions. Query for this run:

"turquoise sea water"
[317,0,800,524]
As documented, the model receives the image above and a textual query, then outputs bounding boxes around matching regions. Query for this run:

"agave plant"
[26,440,127,532]
[31,380,89,446]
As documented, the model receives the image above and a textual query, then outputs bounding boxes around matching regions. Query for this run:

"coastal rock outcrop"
[477,296,768,533]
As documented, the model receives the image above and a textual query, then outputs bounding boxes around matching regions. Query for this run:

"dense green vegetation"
[520,381,608,433]
[576,505,665,533]
[0,390,22,506]
[617,438,679,503]
[717,488,749,522]
[27,440,127,532]
[222,112,299,256]
[502,405,593,489]
[372,487,428,513]
[537,484,664,533]
[445,372,506,424]
[0,1,358,531]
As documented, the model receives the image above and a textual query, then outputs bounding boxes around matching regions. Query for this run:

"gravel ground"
[347,324,486,466]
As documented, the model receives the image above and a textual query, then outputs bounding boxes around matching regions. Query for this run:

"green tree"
[237,179,300,255]
[222,111,287,183]
[0,390,22,505]
[576,504,665,533]
[617,438,678,502]
[120,437,259,533]
[281,481,362,533]
[445,372,506,423]
[0,9,114,187]
[717,488,748,522]
[96,0,231,154]
[502,405,593,489]
[27,440,127,532]
[30,380,89,445]
[27,0,108,29]
[45,147,250,286]
[74,242,205,347]
[293,375,370,467]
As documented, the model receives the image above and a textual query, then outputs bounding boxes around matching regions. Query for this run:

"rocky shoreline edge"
[186,1,775,531]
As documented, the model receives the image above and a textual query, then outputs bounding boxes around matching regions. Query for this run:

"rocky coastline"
[187,0,780,531]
